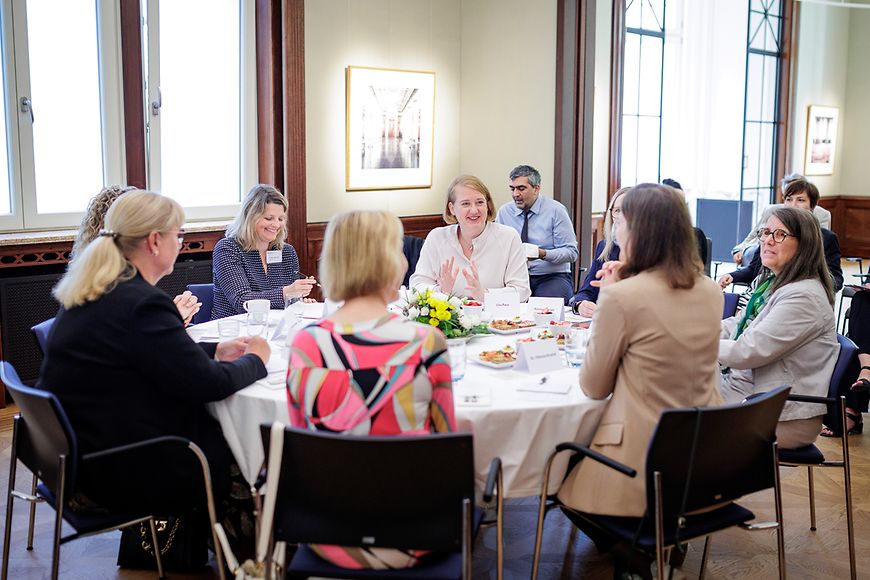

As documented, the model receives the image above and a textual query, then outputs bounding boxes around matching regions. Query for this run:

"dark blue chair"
[0,361,227,580]
[778,334,858,580]
[186,283,214,325]
[402,235,425,288]
[259,426,503,580]
[531,386,791,580]
[31,317,55,355]
[723,292,740,319]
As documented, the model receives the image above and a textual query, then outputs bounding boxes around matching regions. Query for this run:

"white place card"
[485,288,520,319]
[528,297,566,321]
[516,378,572,395]
[514,339,563,374]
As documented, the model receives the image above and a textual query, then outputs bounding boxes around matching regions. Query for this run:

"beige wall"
[305,0,462,222]
[792,3,850,197]
[840,8,870,197]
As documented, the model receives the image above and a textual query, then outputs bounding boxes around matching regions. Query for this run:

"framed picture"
[804,105,839,176]
[346,66,435,191]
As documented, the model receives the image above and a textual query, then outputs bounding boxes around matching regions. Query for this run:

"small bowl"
[534,311,557,327]
[463,304,484,320]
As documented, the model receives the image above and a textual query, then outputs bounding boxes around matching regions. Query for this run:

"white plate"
[488,323,535,335]
[470,355,516,369]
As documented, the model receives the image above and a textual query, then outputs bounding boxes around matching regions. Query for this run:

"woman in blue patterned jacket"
[212,184,317,319]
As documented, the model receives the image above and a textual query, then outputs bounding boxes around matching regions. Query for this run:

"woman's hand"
[575,300,597,317]
[462,261,484,300]
[283,277,317,300]
[244,336,271,365]
[216,337,252,362]
[732,250,744,266]
[173,291,202,326]
[718,273,733,290]
[590,260,623,289]
[437,257,460,294]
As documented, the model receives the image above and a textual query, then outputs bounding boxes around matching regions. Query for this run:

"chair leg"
[837,296,845,334]
[26,475,37,550]
[495,471,503,580]
[653,472,665,580]
[699,536,711,580]
[50,456,67,580]
[1,424,19,580]
[147,518,167,580]
[530,484,550,580]
[841,401,857,580]
[807,466,816,531]
[771,446,786,580]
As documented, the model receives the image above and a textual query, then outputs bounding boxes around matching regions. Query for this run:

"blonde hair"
[599,187,630,261]
[442,175,496,224]
[71,185,137,257]
[54,190,185,308]
[320,210,406,302]
[226,184,288,251]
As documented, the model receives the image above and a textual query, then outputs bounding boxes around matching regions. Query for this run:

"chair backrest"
[186,283,214,324]
[704,237,713,276]
[402,235,425,288]
[723,292,740,319]
[31,317,56,355]
[0,361,77,492]
[829,334,859,398]
[644,386,789,517]
[262,426,474,553]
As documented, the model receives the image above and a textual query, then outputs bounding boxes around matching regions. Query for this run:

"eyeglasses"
[756,227,794,244]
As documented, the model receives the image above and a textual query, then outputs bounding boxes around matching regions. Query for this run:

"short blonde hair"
[54,190,185,308]
[320,210,406,301]
[443,174,496,224]
[226,184,288,251]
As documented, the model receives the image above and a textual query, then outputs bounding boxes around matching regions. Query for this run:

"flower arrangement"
[399,288,490,338]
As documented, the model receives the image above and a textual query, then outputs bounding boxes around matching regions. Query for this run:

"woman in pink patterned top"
[286,210,456,570]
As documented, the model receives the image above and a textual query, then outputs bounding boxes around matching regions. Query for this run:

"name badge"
[528,297,566,321]
[484,288,520,319]
[266,250,283,264]
[514,339,563,374]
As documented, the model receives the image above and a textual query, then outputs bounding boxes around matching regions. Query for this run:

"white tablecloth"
[193,307,608,498]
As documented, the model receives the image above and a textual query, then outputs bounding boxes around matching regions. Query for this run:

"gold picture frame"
[345,66,435,191]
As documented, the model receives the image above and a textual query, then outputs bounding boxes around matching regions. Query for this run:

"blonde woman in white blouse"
[410,175,531,301]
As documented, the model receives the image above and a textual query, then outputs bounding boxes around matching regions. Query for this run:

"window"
[621,0,666,186]
[0,0,256,233]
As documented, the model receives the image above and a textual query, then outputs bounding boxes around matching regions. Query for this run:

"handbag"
[117,515,209,572]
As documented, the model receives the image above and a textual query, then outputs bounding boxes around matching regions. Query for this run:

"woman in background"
[570,187,628,317]
[410,174,530,301]
[212,184,316,319]
[719,206,838,448]
[287,209,454,570]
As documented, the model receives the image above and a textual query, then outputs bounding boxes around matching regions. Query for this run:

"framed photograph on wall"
[804,105,839,176]
[346,66,435,191]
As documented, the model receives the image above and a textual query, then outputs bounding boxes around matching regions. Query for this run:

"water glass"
[564,328,589,368]
[217,319,240,338]
[446,338,467,382]
[246,311,268,337]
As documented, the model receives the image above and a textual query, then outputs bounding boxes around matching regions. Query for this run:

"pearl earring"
[153,250,159,256]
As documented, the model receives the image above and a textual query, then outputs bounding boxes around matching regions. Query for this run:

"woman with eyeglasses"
[211,184,317,319]
[719,206,838,449]
[569,187,628,317]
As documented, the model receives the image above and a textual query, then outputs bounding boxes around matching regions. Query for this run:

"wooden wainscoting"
[819,196,870,257]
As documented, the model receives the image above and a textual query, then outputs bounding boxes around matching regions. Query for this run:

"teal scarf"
[734,275,775,340]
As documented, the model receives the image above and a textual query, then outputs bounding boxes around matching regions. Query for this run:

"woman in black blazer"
[41,190,270,555]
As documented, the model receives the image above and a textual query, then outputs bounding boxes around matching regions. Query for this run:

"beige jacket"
[557,270,723,517]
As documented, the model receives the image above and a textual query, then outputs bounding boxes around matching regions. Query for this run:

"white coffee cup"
[243,299,270,314]
[522,242,540,259]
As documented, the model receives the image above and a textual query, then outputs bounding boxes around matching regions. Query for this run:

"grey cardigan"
[719,278,838,421]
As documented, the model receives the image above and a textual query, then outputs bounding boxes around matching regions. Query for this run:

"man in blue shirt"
[495,165,579,303]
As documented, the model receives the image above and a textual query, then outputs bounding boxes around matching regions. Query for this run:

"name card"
[528,296,566,321]
[485,288,520,319]
[514,339,563,374]
[266,250,283,264]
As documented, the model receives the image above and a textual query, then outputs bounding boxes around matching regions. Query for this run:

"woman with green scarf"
[719,206,837,449]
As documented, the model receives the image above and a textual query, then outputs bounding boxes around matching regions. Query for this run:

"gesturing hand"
[173,291,202,326]
[283,277,317,300]
[590,260,623,289]
[462,261,484,300]
[717,274,733,290]
[438,257,460,294]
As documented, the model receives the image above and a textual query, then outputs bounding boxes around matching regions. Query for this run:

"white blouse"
[409,222,531,302]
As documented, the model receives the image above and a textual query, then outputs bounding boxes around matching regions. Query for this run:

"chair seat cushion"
[563,503,755,550]
[779,444,825,465]
[37,483,151,535]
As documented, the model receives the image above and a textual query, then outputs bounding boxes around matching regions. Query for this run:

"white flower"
[407,306,420,319]
[448,296,463,309]
[431,291,449,303]
[458,315,473,329]
[421,306,430,316]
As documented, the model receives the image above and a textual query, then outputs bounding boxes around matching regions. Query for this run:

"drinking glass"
[217,319,240,338]
[246,311,268,337]
[446,338,467,382]
[564,328,589,368]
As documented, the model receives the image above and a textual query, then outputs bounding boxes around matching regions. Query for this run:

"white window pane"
[623,34,640,116]
[626,0,641,30]
[158,0,241,207]
[636,116,660,183]
[743,121,761,188]
[761,55,777,121]
[0,46,10,215]
[620,115,638,186]
[746,53,762,121]
[638,35,663,116]
[758,123,774,188]
[27,0,104,214]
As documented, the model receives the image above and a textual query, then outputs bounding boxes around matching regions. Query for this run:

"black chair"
[186,283,214,324]
[402,235,425,288]
[778,334,858,580]
[531,387,790,580]
[722,292,740,319]
[31,317,55,355]
[259,426,503,580]
[0,361,226,580]
[704,237,713,277]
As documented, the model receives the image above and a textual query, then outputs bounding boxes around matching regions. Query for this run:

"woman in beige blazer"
[719,206,838,448]
[557,183,723,518]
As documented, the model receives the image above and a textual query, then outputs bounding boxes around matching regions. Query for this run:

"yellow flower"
[428,317,440,326]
